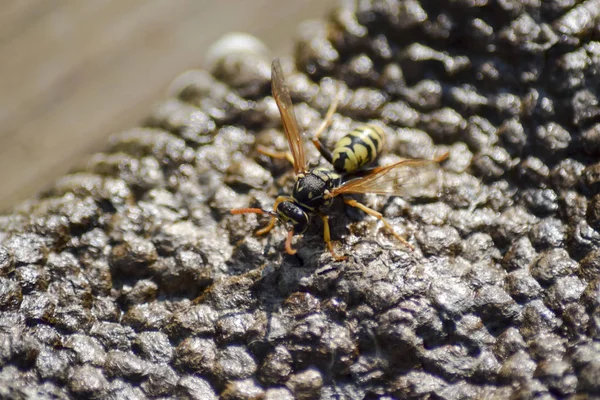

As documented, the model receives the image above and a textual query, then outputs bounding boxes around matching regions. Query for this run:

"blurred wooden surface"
[0,0,337,211]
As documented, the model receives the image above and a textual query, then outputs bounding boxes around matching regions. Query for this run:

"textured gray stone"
[0,0,599,397]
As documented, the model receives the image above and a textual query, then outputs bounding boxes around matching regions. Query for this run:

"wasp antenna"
[285,230,297,255]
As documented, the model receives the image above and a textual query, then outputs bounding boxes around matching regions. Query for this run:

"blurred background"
[0,0,337,211]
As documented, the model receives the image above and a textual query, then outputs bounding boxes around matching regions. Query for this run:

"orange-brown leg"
[284,229,296,255]
[257,145,295,166]
[230,196,292,236]
[254,195,291,235]
[434,151,450,163]
[320,213,347,261]
[343,198,414,251]
[311,90,342,161]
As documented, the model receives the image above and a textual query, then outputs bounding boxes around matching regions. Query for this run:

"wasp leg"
[285,229,296,255]
[311,91,342,164]
[343,198,414,251]
[257,145,295,166]
[231,196,292,236]
[255,195,292,235]
[319,213,347,261]
[434,151,450,163]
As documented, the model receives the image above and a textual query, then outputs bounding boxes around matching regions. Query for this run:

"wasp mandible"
[231,59,447,260]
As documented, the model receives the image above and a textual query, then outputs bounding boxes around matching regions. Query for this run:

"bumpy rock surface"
[1,1,600,398]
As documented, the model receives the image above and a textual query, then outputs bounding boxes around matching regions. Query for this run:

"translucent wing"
[271,59,306,175]
[330,158,445,199]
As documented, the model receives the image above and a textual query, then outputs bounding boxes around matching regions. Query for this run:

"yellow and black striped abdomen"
[332,124,385,173]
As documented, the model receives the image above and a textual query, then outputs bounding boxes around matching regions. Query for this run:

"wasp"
[231,59,447,260]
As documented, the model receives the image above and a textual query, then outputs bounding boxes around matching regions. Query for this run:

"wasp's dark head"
[276,201,310,234]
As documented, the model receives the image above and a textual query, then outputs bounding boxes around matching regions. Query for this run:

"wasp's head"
[276,201,309,234]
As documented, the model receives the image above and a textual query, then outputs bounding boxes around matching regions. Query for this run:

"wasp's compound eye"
[276,202,309,234]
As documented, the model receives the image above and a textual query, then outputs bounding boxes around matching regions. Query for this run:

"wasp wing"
[330,158,444,199]
[271,59,306,175]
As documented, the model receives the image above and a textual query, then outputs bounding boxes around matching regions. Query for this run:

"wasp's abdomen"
[332,124,385,173]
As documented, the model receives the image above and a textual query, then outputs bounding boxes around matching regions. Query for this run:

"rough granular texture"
[1,0,600,398]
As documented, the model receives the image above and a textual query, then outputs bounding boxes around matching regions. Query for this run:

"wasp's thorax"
[276,201,310,234]
[293,168,342,212]
[276,168,342,236]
